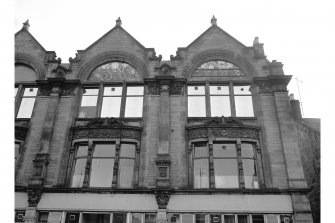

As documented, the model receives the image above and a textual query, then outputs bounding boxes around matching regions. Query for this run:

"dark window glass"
[132,213,143,223]
[237,215,249,223]
[280,215,292,223]
[224,215,235,223]
[252,215,264,223]
[210,214,221,223]
[38,212,49,223]
[15,211,25,222]
[82,213,110,223]
[168,214,181,223]
[65,212,80,223]
[145,214,156,223]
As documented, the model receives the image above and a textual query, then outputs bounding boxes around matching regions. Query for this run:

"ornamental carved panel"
[187,127,259,140]
[155,191,170,209]
[27,190,42,207]
[38,85,76,96]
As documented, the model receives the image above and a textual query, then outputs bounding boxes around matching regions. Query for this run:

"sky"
[4,0,335,220]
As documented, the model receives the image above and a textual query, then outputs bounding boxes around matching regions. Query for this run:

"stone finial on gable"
[211,15,217,26]
[22,19,30,31]
[116,17,122,26]
[253,36,259,45]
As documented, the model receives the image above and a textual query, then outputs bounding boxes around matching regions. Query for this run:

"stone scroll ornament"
[155,191,171,209]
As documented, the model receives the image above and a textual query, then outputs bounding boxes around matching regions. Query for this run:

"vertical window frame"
[15,85,38,119]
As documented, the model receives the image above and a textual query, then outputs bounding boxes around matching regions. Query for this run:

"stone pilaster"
[24,207,37,223]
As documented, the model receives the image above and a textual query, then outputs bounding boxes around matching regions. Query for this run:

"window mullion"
[229,82,236,117]
[112,143,121,188]
[83,142,93,188]
[133,144,141,188]
[96,83,104,117]
[205,82,211,117]
[236,139,244,188]
[120,82,127,118]
[208,140,215,189]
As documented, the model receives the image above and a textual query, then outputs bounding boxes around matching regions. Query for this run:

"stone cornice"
[251,75,292,94]
[144,77,186,95]
[36,78,80,96]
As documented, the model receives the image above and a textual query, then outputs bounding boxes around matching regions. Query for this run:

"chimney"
[289,94,302,120]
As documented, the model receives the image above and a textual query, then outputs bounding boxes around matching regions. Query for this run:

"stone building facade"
[15,17,316,223]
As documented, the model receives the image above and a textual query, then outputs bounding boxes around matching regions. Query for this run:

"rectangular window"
[187,84,254,118]
[132,213,143,223]
[144,214,156,223]
[224,215,235,223]
[118,143,136,188]
[15,211,25,223]
[214,143,239,188]
[193,142,209,188]
[71,145,88,188]
[16,87,38,118]
[188,86,206,117]
[80,85,144,118]
[79,88,99,118]
[251,215,264,223]
[125,86,144,117]
[210,85,231,117]
[89,143,115,187]
[234,86,254,117]
[65,212,80,223]
[38,212,49,223]
[237,215,249,223]
[168,214,181,223]
[192,141,260,189]
[182,214,194,223]
[82,213,111,223]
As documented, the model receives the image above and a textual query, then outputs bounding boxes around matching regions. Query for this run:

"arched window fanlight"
[15,64,37,82]
[195,60,244,76]
[89,62,141,81]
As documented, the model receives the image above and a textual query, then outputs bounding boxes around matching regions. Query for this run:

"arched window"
[188,60,253,117]
[79,62,144,118]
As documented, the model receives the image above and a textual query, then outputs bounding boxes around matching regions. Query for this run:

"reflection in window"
[82,213,110,223]
[118,143,136,188]
[210,85,231,117]
[16,87,38,118]
[188,86,206,117]
[234,86,254,117]
[224,215,235,223]
[125,86,144,117]
[251,215,264,223]
[193,143,209,188]
[71,145,88,188]
[79,88,99,118]
[237,215,249,223]
[89,143,115,187]
[144,214,156,223]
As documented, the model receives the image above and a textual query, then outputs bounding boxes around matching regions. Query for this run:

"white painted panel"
[15,192,28,209]
[167,195,292,213]
[37,193,158,211]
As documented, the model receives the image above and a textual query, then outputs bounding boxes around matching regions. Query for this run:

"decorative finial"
[116,17,122,26]
[211,15,217,26]
[253,36,259,45]
[23,19,30,31]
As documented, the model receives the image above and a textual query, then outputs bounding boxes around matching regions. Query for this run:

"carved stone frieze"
[252,75,292,94]
[27,189,42,207]
[155,191,171,209]
[145,78,185,95]
[187,127,259,140]
[38,85,76,96]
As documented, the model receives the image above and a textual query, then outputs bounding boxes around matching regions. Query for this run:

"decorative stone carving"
[38,83,76,96]
[145,78,185,95]
[155,191,171,209]
[27,190,42,207]
[158,167,168,178]
[72,118,142,140]
[187,126,259,140]
[252,75,291,94]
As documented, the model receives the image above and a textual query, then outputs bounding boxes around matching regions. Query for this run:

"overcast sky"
[13,0,335,119]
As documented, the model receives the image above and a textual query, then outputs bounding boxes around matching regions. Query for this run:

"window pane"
[188,96,206,117]
[213,143,237,157]
[125,97,143,117]
[265,215,278,223]
[17,98,36,118]
[100,97,121,117]
[210,96,231,117]
[210,214,221,223]
[210,85,229,94]
[89,158,114,187]
[237,215,249,223]
[15,143,20,161]
[114,213,127,223]
[83,88,99,95]
[120,144,136,157]
[76,145,88,157]
[93,144,115,157]
[38,212,49,222]
[118,159,134,188]
[127,86,144,95]
[82,213,110,223]
[194,144,208,158]
[242,159,259,189]
[235,96,254,117]
[23,87,38,96]
[224,215,235,223]
[194,159,209,188]
[132,213,143,223]
[196,214,209,223]
[234,86,251,95]
[79,96,98,118]
[168,214,181,223]
[71,158,87,187]
[251,215,264,223]
[241,143,254,158]
[188,86,205,95]
[145,214,156,223]
[182,214,193,223]
[214,159,239,188]
[103,86,122,96]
